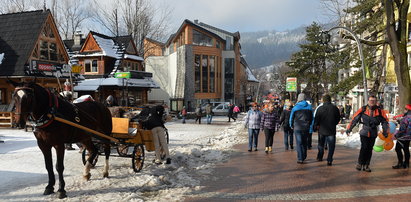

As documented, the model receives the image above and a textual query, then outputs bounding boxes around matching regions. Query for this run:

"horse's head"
[11,82,36,128]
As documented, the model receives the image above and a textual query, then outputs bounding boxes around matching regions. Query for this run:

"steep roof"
[0,10,49,76]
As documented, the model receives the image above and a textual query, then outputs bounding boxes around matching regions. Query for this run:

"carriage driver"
[147,105,171,165]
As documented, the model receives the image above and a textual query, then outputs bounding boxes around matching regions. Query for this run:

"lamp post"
[320,26,368,104]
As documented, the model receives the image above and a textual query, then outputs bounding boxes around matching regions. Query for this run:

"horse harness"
[14,87,81,129]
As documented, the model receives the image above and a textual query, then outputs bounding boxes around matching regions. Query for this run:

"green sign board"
[114,72,130,78]
[286,77,297,92]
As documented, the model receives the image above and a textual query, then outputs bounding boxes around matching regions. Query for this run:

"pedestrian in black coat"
[280,104,293,150]
[314,95,340,166]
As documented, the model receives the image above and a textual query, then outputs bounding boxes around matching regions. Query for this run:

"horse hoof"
[57,191,67,199]
[103,172,109,178]
[43,187,54,195]
[83,173,91,181]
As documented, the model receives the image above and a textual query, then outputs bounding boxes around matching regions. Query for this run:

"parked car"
[212,103,230,116]
[201,102,229,114]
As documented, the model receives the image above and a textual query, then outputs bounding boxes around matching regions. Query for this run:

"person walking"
[244,102,263,152]
[228,103,236,122]
[233,105,240,119]
[392,104,411,169]
[195,104,202,124]
[280,104,294,150]
[346,95,389,172]
[181,106,187,124]
[290,93,313,164]
[345,103,352,119]
[205,103,213,124]
[260,103,279,154]
[313,94,340,166]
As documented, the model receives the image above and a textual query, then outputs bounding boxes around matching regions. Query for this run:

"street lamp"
[320,26,368,104]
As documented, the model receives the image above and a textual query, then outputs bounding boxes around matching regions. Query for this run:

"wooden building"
[66,31,158,106]
[0,10,73,119]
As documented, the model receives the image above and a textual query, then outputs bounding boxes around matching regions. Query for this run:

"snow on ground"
[0,115,247,201]
[0,114,397,201]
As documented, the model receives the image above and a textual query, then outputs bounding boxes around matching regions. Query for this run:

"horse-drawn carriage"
[10,81,169,198]
[81,116,168,172]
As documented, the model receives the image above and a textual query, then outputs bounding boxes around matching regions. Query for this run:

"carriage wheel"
[117,144,130,157]
[82,149,98,167]
[131,145,145,172]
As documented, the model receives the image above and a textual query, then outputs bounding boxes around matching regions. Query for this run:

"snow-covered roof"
[246,66,258,82]
[74,77,159,91]
[124,54,143,61]
[93,35,123,59]
[0,53,4,65]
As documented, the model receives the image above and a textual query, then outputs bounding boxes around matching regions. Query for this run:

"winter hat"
[406,104,411,111]
[297,93,306,102]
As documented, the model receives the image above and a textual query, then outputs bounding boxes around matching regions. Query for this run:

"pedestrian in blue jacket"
[290,93,313,164]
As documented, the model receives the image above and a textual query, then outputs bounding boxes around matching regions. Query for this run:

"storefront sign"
[115,72,131,78]
[71,65,82,73]
[286,77,297,92]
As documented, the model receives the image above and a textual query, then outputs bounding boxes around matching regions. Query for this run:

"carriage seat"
[112,117,135,135]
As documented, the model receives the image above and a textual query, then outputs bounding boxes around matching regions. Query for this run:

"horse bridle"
[13,87,35,116]
[14,86,60,128]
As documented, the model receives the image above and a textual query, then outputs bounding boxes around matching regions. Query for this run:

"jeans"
[195,115,201,124]
[248,128,260,149]
[283,129,293,149]
[206,114,213,124]
[182,115,186,124]
[264,128,275,147]
[317,134,336,162]
[294,130,309,161]
[358,136,376,165]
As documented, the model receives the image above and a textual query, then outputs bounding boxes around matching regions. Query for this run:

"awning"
[74,77,160,91]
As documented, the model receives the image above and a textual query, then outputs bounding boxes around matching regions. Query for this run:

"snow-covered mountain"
[240,26,306,69]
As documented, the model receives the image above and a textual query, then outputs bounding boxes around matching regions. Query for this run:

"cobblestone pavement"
[186,129,411,201]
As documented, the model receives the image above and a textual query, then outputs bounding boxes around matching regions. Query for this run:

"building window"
[193,30,213,47]
[195,55,201,93]
[85,59,98,73]
[224,58,234,100]
[209,56,215,93]
[202,55,208,92]
[195,54,218,93]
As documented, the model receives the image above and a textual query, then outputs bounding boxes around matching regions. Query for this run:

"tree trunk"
[384,0,411,113]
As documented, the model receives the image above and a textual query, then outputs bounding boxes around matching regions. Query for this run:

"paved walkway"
[187,128,411,201]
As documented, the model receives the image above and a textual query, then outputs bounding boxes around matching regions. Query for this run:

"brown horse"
[11,81,112,199]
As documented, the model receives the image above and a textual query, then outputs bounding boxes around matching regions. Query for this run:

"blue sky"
[159,0,326,33]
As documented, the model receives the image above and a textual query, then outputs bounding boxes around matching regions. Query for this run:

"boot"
[265,147,269,154]
[363,165,372,172]
[403,161,409,169]
[356,164,362,171]
[268,146,272,153]
[392,162,403,169]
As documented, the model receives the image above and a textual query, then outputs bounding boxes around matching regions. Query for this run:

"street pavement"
[186,126,411,201]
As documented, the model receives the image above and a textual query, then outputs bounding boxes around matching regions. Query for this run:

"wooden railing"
[0,112,13,127]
